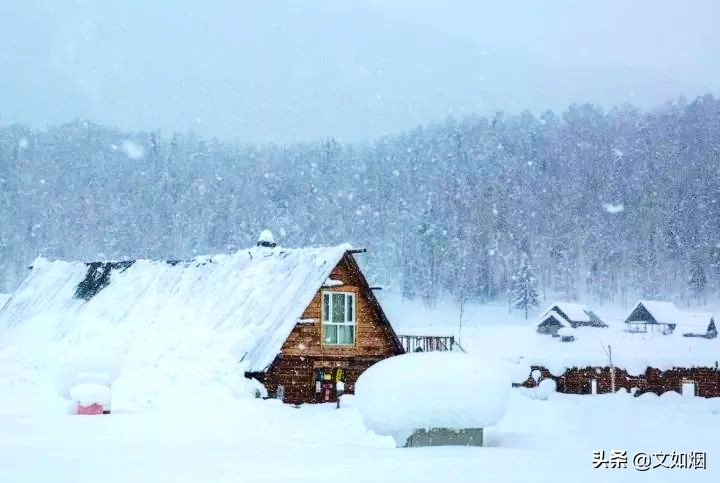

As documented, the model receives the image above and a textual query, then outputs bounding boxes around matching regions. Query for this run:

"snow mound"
[537,379,557,400]
[355,352,510,445]
[70,384,111,406]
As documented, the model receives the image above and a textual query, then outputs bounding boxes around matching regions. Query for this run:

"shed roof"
[0,244,352,373]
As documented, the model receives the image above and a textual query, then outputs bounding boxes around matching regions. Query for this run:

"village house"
[624,300,683,334]
[521,300,720,397]
[0,232,405,405]
[536,302,606,336]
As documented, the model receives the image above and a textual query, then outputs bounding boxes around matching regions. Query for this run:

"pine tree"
[688,259,707,305]
[512,258,540,319]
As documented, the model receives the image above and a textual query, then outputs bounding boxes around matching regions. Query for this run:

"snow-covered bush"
[660,390,682,400]
[355,352,511,446]
[536,379,557,400]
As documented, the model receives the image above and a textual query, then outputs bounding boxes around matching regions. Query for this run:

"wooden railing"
[398,335,465,353]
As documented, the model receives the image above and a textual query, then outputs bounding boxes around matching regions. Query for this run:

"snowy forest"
[1,95,719,308]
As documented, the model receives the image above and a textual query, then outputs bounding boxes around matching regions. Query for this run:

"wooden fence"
[397,334,465,353]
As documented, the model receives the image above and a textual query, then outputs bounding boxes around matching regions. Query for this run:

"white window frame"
[322,291,356,346]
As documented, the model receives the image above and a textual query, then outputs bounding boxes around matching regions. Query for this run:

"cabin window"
[322,292,356,345]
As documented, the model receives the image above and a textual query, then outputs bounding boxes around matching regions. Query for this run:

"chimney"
[257,229,277,248]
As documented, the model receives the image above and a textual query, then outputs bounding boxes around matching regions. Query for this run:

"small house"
[624,300,683,334]
[0,232,405,405]
[537,302,606,335]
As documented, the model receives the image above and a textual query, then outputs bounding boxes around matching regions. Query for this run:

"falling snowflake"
[121,140,145,160]
[602,202,624,214]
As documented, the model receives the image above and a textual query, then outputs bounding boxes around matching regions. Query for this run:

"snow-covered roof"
[0,244,352,373]
[464,322,720,376]
[542,302,590,323]
[627,300,682,325]
[538,310,568,327]
[678,312,714,329]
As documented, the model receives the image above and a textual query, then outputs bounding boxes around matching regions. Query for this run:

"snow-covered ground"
[381,291,720,374]
[1,291,719,482]
[1,392,718,482]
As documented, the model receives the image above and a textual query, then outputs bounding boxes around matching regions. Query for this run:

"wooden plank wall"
[262,254,401,403]
[522,365,720,397]
[281,255,397,358]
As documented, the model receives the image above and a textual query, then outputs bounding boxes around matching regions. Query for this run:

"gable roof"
[625,300,683,325]
[0,244,358,373]
[541,302,591,323]
[537,310,568,328]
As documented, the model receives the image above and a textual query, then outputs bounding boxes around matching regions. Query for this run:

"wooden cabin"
[0,232,404,406]
[537,302,606,335]
[624,300,682,334]
[244,248,405,404]
[537,310,569,335]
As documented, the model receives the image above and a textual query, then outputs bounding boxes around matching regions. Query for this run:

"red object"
[77,403,104,415]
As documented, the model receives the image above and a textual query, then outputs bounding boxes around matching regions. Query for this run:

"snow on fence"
[397,334,464,353]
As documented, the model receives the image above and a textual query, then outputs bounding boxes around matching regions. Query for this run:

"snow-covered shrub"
[660,390,681,399]
[530,369,542,383]
[637,391,659,400]
[355,352,510,446]
[536,379,557,400]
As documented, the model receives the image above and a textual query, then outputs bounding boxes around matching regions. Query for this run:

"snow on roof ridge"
[538,310,569,327]
[26,243,355,267]
[541,301,591,323]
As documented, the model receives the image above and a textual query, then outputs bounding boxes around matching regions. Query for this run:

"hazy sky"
[1,0,718,142]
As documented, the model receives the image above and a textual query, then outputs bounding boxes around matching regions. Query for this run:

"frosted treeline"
[1,95,719,308]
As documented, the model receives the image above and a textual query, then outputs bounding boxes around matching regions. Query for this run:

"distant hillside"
[1,95,719,308]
